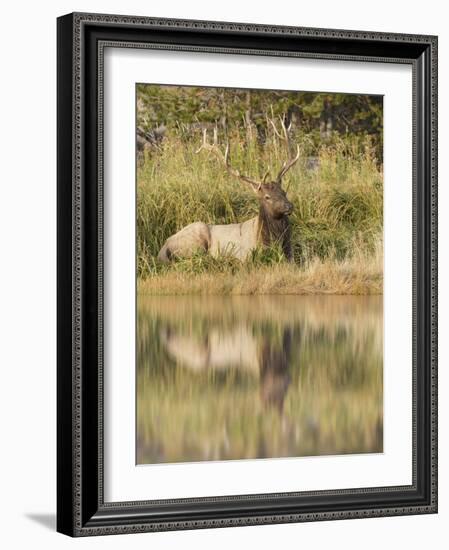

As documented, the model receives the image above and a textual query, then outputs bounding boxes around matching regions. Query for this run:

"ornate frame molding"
[57,12,438,537]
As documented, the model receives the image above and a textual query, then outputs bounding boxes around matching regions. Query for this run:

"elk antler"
[269,116,300,183]
[276,145,300,182]
[196,129,262,191]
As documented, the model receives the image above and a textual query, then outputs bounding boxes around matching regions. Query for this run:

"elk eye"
[264,194,271,200]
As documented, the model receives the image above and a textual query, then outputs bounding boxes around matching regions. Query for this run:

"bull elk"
[157,120,300,262]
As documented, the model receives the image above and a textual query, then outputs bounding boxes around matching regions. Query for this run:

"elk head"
[196,122,299,220]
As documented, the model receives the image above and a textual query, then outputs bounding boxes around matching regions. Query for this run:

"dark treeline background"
[137,84,383,160]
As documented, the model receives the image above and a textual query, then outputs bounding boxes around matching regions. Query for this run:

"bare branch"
[268,115,292,143]
[268,117,284,142]
[268,116,300,183]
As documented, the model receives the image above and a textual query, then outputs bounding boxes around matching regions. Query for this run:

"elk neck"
[257,204,291,248]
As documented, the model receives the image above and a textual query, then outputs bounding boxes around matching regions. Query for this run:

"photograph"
[136,84,384,465]
[54,8,437,538]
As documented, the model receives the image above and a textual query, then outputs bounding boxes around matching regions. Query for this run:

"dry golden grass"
[138,240,382,295]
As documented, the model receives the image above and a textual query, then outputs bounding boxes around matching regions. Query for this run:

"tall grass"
[137,129,383,294]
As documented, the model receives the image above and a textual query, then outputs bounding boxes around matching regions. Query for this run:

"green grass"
[137,130,383,294]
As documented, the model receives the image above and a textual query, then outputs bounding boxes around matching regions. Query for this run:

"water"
[137,295,383,465]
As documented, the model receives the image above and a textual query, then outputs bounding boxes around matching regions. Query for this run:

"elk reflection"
[138,295,383,464]
[160,324,294,413]
[259,329,292,413]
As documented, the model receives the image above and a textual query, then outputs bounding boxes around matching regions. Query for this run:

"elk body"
[157,125,299,263]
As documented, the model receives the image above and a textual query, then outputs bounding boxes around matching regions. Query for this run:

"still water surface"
[137,295,383,464]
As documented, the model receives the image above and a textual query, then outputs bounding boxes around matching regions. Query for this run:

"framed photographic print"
[57,12,438,536]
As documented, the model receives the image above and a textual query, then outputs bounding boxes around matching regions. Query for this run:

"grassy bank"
[138,241,382,295]
[137,130,383,294]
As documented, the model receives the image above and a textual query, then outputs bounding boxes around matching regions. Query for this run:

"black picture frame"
[57,12,438,537]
